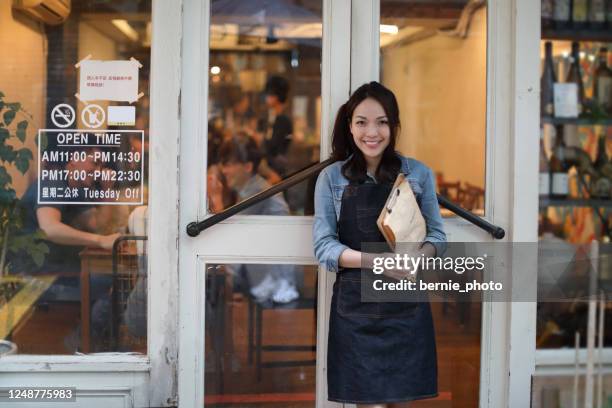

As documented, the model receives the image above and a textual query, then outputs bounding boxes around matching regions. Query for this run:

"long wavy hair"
[331,81,402,184]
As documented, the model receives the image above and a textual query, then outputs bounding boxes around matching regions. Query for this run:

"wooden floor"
[205,294,481,407]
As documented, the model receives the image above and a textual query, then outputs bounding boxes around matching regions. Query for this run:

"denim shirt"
[313,154,447,273]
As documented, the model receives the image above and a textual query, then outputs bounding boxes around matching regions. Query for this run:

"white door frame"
[177,1,352,407]
[0,1,180,407]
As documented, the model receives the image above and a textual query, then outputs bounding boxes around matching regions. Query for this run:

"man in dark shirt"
[14,157,119,274]
[262,76,293,177]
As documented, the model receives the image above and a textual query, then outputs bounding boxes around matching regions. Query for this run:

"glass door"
[178,0,350,407]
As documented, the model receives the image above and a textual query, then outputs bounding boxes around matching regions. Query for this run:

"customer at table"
[11,152,121,352]
[12,157,120,275]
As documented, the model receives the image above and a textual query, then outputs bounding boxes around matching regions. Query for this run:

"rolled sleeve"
[312,169,349,273]
[420,168,447,257]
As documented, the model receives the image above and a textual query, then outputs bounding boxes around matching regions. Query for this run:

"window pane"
[380,0,487,216]
[535,0,612,403]
[537,1,612,351]
[204,263,317,407]
[0,1,151,354]
[379,1,487,405]
[207,0,322,216]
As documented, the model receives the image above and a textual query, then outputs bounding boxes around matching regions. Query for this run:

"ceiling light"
[210,66,221,75]
[111,19,139,42]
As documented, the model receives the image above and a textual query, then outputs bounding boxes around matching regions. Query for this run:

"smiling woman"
[313,81,446,406]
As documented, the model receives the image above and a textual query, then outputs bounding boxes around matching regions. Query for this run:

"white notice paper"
[108,106,136,126]
[77,58,142,103]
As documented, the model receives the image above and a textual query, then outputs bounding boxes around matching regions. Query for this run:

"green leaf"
[0,145,16,163]
[3,110,15,126]
[36,133,48,151]
[6,103,21,111]
[14,150,31,174]
[16,121,27,142]
[0,128,8,142]
[0,91,5,98]
[0,189,16,205]
[31,242,50,267]
[0,167,11,186]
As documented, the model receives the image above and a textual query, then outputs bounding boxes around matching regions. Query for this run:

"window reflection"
[207,0,322,215]
[204,263,317,407]
[0,0,151,355]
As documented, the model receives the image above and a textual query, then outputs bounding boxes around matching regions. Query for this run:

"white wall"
[0,0,47,195]
[382,7,487,188]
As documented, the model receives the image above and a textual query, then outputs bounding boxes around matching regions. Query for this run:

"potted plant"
[0,91,48,275]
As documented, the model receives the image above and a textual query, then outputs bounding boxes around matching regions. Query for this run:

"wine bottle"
[554,0,572,28]
[594,47,612,114]
[542,42,557,117]
[589,0,607,28]
[543,0,555,29]
[572,0,589,28]
[566,42,585,116]
[591,134,611,198]
[540,129,551,197]
[550,126,569,198]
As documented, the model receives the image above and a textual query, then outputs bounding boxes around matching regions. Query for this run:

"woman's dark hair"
[219,133,262,174]
[331,81,401,184]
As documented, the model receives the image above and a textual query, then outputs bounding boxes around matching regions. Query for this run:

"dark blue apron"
[327,181,438,404]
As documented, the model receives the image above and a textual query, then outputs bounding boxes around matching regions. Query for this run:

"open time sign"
[37,129,145,205]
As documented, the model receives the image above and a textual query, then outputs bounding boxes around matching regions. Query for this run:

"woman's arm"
[420,168,447,257]
[313,169,350,273]
[37,207,120,250]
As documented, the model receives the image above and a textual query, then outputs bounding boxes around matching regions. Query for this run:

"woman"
[313,81,447,407]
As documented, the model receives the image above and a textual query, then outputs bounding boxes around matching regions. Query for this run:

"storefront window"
[380,0,488,217]
[0,0,151,354]
[206,0,322,216]
[534,0,612,405]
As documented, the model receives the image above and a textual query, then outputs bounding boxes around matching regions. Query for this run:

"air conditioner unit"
[13,0,71,26]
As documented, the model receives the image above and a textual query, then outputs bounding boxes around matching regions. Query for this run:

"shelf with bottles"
[541,0,612,41]
[540,40,611,122]
[541,116,612,125]
[538,123,611,210]
[542,28,612,43]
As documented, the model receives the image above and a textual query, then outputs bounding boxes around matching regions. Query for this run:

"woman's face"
[350,98,391,164]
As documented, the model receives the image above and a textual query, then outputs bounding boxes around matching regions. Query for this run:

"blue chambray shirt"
[313,154,447,273]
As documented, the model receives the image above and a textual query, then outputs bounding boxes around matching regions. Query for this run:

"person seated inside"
[207,133,299,303]
[13,150,120,275]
